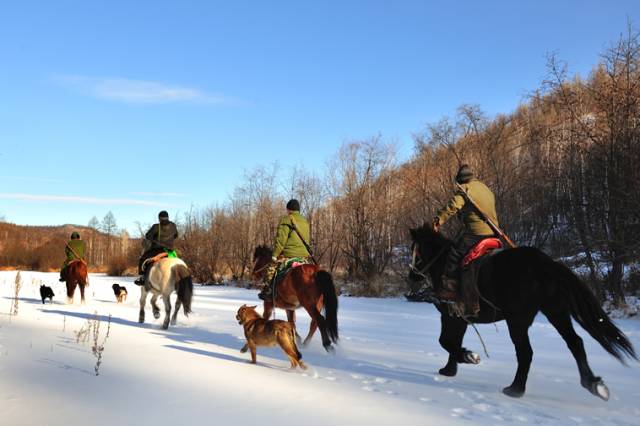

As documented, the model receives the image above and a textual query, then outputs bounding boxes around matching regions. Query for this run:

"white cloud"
[54,75,239,105]
[0,193,175,207]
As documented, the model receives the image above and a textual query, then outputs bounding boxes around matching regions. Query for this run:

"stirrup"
[134,276,145,286]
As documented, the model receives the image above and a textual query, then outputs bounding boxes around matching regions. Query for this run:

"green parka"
[272,212,311,258]
[436,179,498,236]
[64,239,86,264]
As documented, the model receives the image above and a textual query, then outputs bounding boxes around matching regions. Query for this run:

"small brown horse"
[252,246,339,351]
[65,260,88,304]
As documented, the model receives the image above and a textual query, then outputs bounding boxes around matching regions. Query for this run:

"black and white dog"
[112,283,128,303]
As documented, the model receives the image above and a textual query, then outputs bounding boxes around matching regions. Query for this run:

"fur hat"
[455,164,474,184]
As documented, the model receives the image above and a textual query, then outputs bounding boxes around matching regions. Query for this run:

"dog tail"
[174,264,193,316]
[290,326,302,360]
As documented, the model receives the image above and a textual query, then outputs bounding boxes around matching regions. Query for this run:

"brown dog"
[236,304,306,370]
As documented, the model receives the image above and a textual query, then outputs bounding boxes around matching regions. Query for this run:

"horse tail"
[552,258,637,363]
[174,264,193,316]
[316,270,338,343]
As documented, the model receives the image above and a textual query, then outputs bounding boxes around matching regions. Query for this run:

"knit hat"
[455,164,474,184]
[158,210,169,219]
[70,231,80,239]
[286,199,300,211]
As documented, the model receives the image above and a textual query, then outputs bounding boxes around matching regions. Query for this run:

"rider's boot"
[258,283,272,301]
[134,267,148,286]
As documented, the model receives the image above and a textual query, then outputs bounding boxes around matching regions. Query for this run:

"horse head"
[408,225,451,283]
[252,245,273,280]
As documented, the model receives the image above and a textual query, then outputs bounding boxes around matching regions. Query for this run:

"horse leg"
[79,282,86,305]
[139,288,148,323]
[171,297,182,326]
[66,281,75,304]
[544,311,609,400]
[162,293,172,330]
[503,317,535,398]
[151,294,161,319]
[438,315,469,376]
[303,297,323,346]
[303,319,318,347]
[286,310,301,343]
[303,303,332,352]
[262,302,274,320]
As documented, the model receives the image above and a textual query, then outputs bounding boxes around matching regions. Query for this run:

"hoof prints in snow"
[0,271,639,426]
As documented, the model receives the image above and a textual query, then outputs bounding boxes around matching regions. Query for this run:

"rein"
[409,241,451,280]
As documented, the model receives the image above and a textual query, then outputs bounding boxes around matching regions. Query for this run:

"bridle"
[409,240,450,280]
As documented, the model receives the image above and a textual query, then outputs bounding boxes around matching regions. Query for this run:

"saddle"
[271,257,312,293]
[454,238,504,317]
[142,252,168,270]
[67,259,87,267]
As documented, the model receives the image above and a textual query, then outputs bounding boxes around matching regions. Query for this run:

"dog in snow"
[40,285,54,304]
[112,283,128,303]
[236,304,306,369]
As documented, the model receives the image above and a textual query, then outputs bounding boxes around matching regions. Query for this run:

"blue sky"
[1,1,638,233]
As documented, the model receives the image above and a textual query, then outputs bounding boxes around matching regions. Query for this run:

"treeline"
[0,211,139,275]
[177,28,640,304]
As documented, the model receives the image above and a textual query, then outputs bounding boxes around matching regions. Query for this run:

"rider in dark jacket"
[433,165,498,302]
[134,210,178,285]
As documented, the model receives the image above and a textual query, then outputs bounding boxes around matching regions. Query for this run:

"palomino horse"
[139,257,193,330]
[65,260,88,304]
[252,246,338,351]
[408,225,637,400]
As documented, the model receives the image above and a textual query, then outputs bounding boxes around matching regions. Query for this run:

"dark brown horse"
[65,260,88,304]
[252,246,339,351]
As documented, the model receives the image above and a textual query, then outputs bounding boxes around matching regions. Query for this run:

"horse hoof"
[463,351,481,365]
[324,344,335,354]
[162,324,169,330]
[153,312,161,319]
[439,366,457,377]
[502,385,525,398]
[66,298,73,304]
[585,377,609,401]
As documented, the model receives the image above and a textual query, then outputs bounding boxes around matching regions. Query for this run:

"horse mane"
[410,224,451,247]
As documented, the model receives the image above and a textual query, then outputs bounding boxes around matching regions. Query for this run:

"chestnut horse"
[252,246,339,351]
[65,260,89,304]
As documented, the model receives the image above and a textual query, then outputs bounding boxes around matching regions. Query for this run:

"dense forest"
[2,28,639,306]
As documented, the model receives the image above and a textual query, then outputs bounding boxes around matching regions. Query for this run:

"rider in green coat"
[258,199,311,300]
[59,232,86,281]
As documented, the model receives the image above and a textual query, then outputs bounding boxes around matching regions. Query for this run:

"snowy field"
[1,271,639,426]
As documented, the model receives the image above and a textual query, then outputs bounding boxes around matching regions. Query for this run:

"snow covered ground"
[1,271,639,426]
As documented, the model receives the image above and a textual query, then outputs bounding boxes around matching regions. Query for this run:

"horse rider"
[59,231,86,281]
[134,210,179,286]
[432,164,499,302]
[258,199,311,301]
